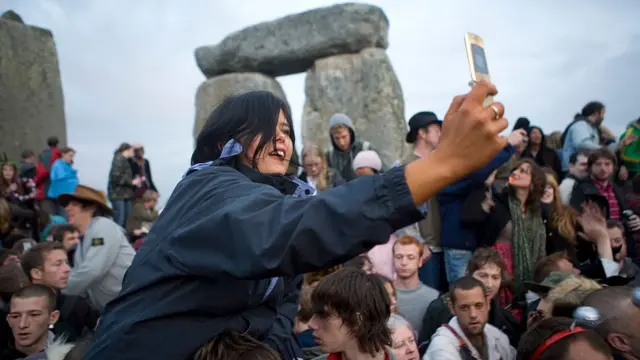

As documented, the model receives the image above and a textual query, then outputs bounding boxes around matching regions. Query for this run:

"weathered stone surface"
[1,10,24,23]
[195,3,388,78]
[194,73,288,139]
[0,14,67,160]
[302,47,408,166]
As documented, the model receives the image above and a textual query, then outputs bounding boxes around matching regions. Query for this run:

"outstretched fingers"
[444,94,467,120]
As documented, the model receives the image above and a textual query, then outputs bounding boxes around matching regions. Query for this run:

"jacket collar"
[184,139,315,198]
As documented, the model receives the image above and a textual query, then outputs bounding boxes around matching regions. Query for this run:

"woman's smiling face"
[242,110,293,175]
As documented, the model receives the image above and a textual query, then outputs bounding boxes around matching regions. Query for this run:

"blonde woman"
[299,144,345,192]
[535,273,602,321]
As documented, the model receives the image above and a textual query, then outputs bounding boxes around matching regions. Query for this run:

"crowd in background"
[1,97,640,360]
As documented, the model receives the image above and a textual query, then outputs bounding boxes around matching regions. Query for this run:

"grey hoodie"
[326,113,380,181]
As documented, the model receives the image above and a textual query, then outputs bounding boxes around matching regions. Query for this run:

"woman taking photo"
[84,82,509,360]
[463,159,548,310]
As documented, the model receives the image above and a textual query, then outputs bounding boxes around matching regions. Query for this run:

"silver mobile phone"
[464,32,493,106]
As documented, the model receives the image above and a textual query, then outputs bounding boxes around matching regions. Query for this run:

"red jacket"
[35,147,61,200]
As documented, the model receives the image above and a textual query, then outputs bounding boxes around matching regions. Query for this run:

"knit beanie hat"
[353,150,382,172]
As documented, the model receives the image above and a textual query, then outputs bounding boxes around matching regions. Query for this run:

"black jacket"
[570,178,638,260]
[128,158,157,192]
[53,293,100,342]
[83,163,422,360]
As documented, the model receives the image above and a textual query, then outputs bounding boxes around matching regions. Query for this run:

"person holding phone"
[82,81,509,360]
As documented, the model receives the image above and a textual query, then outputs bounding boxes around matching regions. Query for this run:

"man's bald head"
[584,286,634,335]
[584,286,640,359]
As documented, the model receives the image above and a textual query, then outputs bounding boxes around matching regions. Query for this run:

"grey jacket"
[62,217,135,311]
[326,113,382,182]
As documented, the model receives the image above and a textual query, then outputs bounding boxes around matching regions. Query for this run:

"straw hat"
[57,185,113,216]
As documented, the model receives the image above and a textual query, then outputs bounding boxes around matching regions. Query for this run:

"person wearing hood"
[325,113,383,181]
[81,81,511,360]
[522,125,562,180]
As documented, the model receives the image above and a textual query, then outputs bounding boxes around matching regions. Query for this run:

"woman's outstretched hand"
[405,81,509,205]
[437,81,509,178]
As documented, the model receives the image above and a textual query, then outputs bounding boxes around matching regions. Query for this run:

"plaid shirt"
[594,180,621,221]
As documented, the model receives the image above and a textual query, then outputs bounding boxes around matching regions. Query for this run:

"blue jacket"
[83,161,422,360]
[47,159,78,199]
[437,145,515,251]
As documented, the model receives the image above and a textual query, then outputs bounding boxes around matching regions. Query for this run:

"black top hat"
[406,111,442,144]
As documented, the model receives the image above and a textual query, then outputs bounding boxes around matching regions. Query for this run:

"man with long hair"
[309,269,397,359]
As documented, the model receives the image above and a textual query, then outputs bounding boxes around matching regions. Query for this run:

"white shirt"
[423,317,515,360]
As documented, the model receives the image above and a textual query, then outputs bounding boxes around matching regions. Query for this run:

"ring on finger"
[490,105,501,120]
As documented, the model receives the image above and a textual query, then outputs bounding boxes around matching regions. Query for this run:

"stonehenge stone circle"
[194,3,408,163]
[195,3,389,78]
[0,10,67,160]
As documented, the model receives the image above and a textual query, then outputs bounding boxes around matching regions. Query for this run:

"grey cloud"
[2,0,639,206]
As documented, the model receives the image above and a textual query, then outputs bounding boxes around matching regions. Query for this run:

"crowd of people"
[1,83,640,360]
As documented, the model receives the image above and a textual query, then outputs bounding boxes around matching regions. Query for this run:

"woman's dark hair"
[581,101,605,118]
[192,91,294,167]
[0,162,23,195]
[312,268,391,356]
[507,158,547,213]
[516,317,611,360]
[114,142,132,155]
[192,330,281,360]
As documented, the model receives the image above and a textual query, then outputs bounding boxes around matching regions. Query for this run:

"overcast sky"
[3,0,639,205]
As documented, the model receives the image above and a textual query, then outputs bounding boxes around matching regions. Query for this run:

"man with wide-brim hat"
[56,185,135,311]
[397,111,445,292]
[57,185,113,218]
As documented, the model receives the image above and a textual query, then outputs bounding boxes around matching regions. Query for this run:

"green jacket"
[620,122,640,172]
[108,153,135,200]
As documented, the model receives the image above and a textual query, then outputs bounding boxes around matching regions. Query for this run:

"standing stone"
[302,48,408,166]
[195,3,388,78]
[194,72,288,139]
[0,11,67,160]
